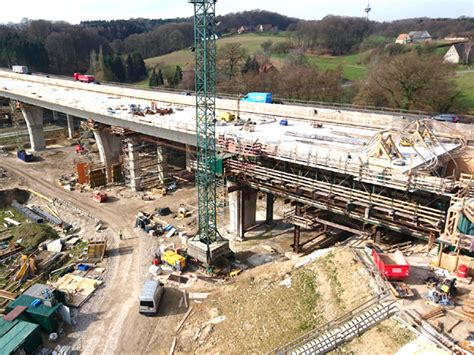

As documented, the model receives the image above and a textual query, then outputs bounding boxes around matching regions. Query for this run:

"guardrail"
[23,69,474,121]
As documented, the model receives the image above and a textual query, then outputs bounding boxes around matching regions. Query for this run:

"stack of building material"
[11,201,43,223]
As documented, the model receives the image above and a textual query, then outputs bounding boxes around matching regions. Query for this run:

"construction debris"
[175,306,193,334]
[53,273,103,307]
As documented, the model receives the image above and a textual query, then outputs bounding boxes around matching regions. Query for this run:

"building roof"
[7,294,61,318]
[0,317,40,355]
[408,31,431,39]
[396,34,409,41]
[450,42,474,62]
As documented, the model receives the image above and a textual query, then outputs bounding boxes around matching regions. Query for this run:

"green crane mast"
[190,0,218,263]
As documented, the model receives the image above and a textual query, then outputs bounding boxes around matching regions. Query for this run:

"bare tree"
[218,43,247,81]
[464,43,472,65]
[354,51,461,112]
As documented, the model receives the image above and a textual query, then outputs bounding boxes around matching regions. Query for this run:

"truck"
[241,92,273,104]
[372,249,410,281]
[17,150,33,162]
[12,65,30,74]
[73,73,95,83]
[139,280,164,315]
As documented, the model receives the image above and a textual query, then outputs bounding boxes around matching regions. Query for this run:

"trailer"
[372,249,410,280]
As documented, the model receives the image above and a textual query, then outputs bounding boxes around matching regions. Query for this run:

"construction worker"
[118,229,124,240]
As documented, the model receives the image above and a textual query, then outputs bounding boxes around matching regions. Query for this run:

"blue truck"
[241,92,273,104]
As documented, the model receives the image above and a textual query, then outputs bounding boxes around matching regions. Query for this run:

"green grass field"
[145,32,289,70]
[305,53,368,81]
[456,71,474,114]
[141,34,473,112]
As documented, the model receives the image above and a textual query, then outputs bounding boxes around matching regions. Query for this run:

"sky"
[0,0,472,24]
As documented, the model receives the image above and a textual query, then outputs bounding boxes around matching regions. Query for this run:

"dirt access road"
[0,154,182,354]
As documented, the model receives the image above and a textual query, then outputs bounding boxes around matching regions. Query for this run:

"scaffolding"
[121,138,168,191]
[226,158,447,240]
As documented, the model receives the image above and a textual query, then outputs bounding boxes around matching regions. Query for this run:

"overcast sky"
[0,0,472,24]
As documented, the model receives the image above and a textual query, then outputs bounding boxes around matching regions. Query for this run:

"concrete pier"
[21,104,45,151]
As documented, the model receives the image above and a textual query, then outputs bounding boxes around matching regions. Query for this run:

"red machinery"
[75,144,86,154]
[73,73,95,83]
[92,191,108,203]
[372,249,410,280]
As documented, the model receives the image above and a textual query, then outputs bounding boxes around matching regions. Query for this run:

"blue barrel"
[30,298,42,308]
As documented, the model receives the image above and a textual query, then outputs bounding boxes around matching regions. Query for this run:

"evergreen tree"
[111,55,126,82]
[173,65,183,86]
[157,68,164,85]
[126,52,147,82]
[241,56,252,74]
[149,68,158,87]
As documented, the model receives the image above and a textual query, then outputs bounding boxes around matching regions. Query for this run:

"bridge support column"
[66,114,75,139]
[228,183,257,241]
[293,203,302,253]
[185,144,193,172]
[93,128,122,183]
[157,143,167,184]
[52,111,59,122]
[21,104,45,151]
[266,193,274,224]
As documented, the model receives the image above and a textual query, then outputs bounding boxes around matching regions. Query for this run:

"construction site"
[0,1,474,355]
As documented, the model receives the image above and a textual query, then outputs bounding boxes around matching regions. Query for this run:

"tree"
[149,68,158,87]
[354,51,461,112]
[261,40,273,52]
[241,55,260,74]
[218,43,247,80]
[126,52,147,82]
[270,41,293,54]
[464,43,472,65]
[157,68,164,85]
[173,65,183,86]
[110,55,126,82]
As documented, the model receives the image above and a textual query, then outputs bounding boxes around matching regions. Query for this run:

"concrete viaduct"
[0,69,472,249]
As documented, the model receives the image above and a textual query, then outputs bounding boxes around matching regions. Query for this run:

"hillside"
[145,33,290,70]
[457,71,474,115]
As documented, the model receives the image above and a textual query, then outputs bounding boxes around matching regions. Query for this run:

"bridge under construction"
[0,70,473,256]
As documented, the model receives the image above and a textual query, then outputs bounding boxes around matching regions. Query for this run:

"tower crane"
[188,0,230,266]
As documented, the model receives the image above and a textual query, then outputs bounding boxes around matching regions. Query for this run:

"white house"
[444,43,474,64]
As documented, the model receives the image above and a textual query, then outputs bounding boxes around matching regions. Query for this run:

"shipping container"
[372,249,410,280]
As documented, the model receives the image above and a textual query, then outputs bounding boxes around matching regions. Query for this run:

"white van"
[139,280,164,315]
